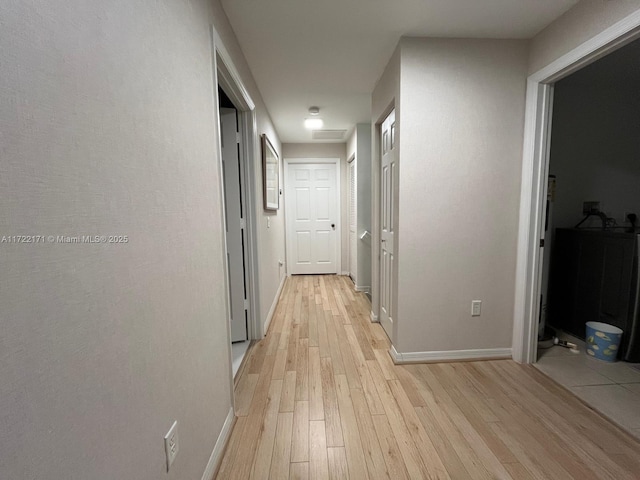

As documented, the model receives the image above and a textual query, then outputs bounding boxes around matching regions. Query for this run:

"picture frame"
[261,133,279,210]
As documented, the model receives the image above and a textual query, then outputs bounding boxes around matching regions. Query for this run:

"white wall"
[394,38,529,354]
[549,38,640,229]
[0,1,282,479]
[528,0,640,74]
[281,143,348,273]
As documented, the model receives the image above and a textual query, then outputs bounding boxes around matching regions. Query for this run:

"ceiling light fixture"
[308,106,320,116]
[304,118,323,129]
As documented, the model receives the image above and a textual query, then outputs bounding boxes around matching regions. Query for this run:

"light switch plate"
[164,421,179,471]
[471,300,482,317]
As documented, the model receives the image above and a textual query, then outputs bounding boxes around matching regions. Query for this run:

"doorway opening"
[377,108,397,343]
[513,12,640,366]
[533,37,640,439]
[218,87,250,375]
[212,28,263,382]
[348,154,357,284]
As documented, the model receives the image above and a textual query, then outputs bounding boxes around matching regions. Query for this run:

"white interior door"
[286,161,339,275]
[379,109,396,340]
[348,158,357,282]
[220,107,248,342]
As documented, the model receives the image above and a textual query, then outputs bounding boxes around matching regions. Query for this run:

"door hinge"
[236,132,241,144]
[540,239,545,248]
[240,218,246,229]
[244,299,249,310]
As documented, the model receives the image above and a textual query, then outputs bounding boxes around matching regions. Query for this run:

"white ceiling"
[221,0,579,143]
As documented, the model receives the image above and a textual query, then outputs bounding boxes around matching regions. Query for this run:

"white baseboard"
[341,271,349,276]
[262,274,286,336]
[201,407,235,480]
[370,311,378,322]
[389,345,512,364]
[355,285,370,293]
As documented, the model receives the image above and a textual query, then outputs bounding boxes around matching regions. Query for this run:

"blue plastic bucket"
[585,321,623,362]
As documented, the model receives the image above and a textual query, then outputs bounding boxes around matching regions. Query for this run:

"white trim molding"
[263,274,286,336]
[200,407,235,480]
[513,9,640,364]
[355,285,371,294]
[390,345,512,364]
[370,311,378,323]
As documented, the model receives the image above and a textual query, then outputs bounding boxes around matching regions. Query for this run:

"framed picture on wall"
[262,134,279,210]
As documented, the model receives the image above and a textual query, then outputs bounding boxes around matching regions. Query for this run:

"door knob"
[331,223,335,229]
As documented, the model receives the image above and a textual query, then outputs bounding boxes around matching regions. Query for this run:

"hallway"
[216,275,640,480]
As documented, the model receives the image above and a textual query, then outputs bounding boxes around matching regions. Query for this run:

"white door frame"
[211,28,263,342]
[347,154,357,283]
[512,11,640,364]
[371,104,396,326]
[284,158,342,276]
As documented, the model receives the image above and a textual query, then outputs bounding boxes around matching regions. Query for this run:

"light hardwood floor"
[216,275,640,479]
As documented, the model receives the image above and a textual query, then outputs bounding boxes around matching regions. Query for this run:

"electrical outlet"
[471,300,482,317]
[164,421,179,472]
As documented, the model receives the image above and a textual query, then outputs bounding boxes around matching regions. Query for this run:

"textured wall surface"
[529,0,640,74]
[395,38,528,354]
[0,1,281,478]
[549,39,640,229]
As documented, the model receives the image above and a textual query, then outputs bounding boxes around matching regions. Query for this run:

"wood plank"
[280,370,297,413]
[249,379,283,479]
[234,373,259,417]
[215,416,244,479]
[309,421,330,480]
[429,364,515,464]
[320,357,344,447]
[270,412,294,479]
[308,289,319,347]
[309,346,324,421]
[324,310,345,375]
[414,406,469,480]
[366,359,441,480]
[272,348,288,380]
[295,337,309,401]
[291,400,310,463]
[349,387,390,479]
[415,365,511,479]
[334,374,369,480]
[373,348,397,380]
[370,414,410,480]
[343,324,384,415]
[503,462,536,480]
[290,462,309,480]
[387,379,451,479]
[316,303,330,358]
[327,447,349,480]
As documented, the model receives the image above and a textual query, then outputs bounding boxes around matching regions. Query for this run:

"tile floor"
[535,332,640,440]
[231,340,250,378]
